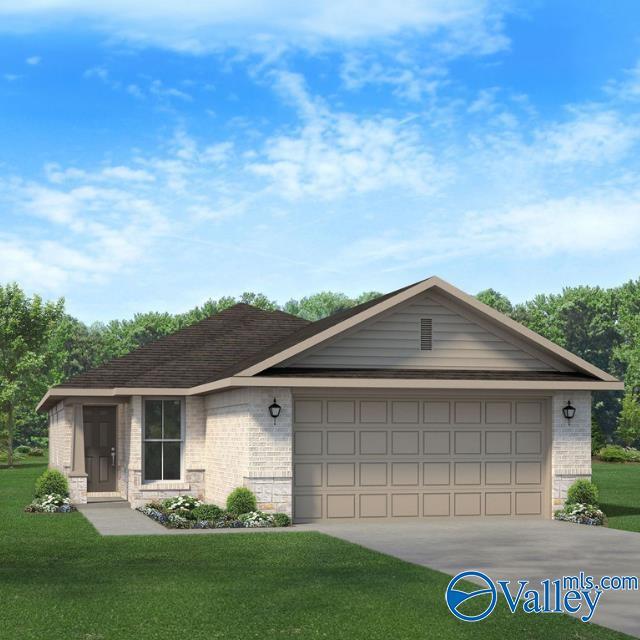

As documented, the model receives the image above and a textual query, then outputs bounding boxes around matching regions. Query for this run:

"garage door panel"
[486,492,511,516]
[392,431,419,454]
[327,431,355,455]
[423,462,450,485]
[454,462,481,485]
[360,431,387,454]
[392,401,419,423]
[516,431,541,455]
[327,463,356,486]
[424,493,450,516]
[294,463,322,487]
[424,431,450,454]
[360,462,387,486]
[454,493,481,516]
[294,397,548,522]
[485,402,512,424]
[485,431,511,455]
[327,400,355,423]
[295,494,322,519]
[454,431,481,454]
[516,461,542,484]
[424,401,450,423]
[485,461,511,485]
[360,401,387,423]
[516,491,542,515]
[392,493,419,516]
[327,494,355,518]
[294,431,322,455]
[360,494,388,517]
[392,462,419,486]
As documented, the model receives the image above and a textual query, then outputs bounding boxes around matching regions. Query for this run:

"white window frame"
[142,397,185,483]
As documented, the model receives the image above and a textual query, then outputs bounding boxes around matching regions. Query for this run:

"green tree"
[284,291,381,321]
[476,289,513,315]
[0,284,64,466]
[616,391,640,447]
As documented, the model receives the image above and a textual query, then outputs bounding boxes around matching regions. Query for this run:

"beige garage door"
[292,396,549,522]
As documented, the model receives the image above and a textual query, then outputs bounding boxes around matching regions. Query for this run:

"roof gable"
[234,277,618,382]
[280,290,567,372]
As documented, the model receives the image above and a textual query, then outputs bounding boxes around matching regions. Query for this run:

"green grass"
[593,461,640,532]
[0,463,629,640]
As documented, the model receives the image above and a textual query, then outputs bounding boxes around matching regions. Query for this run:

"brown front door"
[84,406,117,492]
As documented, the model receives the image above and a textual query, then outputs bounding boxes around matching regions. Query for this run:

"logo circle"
[445,570,497,622]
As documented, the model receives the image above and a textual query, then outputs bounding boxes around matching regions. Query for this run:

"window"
[420,318,433,350]
[143,399,182,481]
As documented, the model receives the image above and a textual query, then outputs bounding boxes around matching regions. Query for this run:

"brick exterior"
[206,387,293,514]
[551,390,592,506]
[48,401,72,473]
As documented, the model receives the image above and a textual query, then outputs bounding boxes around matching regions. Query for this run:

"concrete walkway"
[310,519,640,638]
[77,501,301,536]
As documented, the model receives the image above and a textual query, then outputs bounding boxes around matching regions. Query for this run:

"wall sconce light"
[268,398,282,425]
[562,401,576,421]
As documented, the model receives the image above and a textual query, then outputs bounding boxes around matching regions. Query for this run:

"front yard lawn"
[0,461,629,640]
[593,461,640,532]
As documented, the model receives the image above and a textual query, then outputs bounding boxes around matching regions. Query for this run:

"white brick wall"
[205,387,293,514]
[48,401,72,473]
[551,391,592,506]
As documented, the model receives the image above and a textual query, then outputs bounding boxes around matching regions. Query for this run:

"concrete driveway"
[308,519,640,638]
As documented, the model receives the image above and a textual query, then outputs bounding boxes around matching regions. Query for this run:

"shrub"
[239,511,273,528]
[566,479,599,506]
[226,487,257,515]
[597,445,629,463]
[591,419,605,455]
[272,512,291,527]
[554,503,606,526]
[34,469,69,498]
[162,495,201,513]
[192,504,223,522]
[29,447,45,457]
[15,445,32,455]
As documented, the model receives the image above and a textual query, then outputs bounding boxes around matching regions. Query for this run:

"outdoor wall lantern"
[268,398,282,425]
[562,401,576,421]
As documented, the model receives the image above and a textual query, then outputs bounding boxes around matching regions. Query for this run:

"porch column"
[71,403,85,475]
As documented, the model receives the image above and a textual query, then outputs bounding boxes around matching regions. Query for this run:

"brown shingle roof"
[56,304,309,389]
[56,282,423,390]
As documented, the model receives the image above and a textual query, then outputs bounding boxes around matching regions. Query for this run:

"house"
[38,277,623,522]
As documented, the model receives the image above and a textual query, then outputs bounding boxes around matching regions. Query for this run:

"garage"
[293,396,549,522]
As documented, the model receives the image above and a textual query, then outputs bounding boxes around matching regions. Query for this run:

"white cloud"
[0,1,510,56]
[248,71,449,200]
[331,188,640,273]
[25,55,41,65]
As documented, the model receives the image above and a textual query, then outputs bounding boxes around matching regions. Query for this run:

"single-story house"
[38,277,623,522]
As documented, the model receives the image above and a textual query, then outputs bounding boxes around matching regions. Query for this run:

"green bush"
[597,445,630,463]
[191,504,223,522]
[29,447,44,457]
[226,487,257,515]
[566,479,599,506]
[15,445,32,455]
[34,469,69,498]
[272,512,291,527]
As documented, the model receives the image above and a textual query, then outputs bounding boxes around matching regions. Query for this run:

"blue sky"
[1,1,640,322]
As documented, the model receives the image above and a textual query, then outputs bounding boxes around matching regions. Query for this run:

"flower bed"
[24,493,76,513]
[554,503,607,526]
[136,495,291,530]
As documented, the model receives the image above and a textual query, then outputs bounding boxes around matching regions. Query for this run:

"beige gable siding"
[283,292,563,371]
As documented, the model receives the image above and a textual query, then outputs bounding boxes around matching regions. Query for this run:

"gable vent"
[420,318,433,351]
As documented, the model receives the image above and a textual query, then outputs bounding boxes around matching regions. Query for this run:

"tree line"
[2,279,639,463]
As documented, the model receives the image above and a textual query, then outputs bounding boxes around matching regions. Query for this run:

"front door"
[84,406,117,492]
